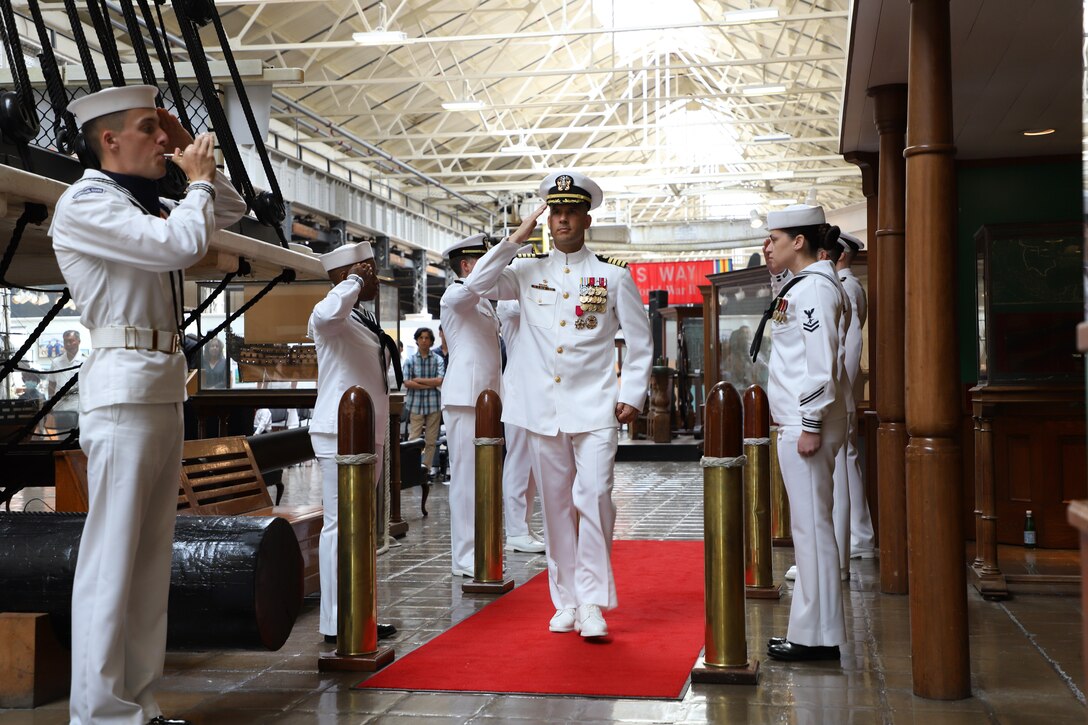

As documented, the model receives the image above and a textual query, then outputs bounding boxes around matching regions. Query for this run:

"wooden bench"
[55,437,322,595]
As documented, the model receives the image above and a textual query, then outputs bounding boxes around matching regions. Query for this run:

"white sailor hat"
[319,242,373,272]
[839,231,864,251]
[442,233,490,260]
[68,85,160,128]
[538,171,603,210]
[766,203,825,230]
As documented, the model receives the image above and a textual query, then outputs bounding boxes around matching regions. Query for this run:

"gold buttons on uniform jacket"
[557,347,564,353]
[560,320,566,327]
[563,292,570,299]
[564,267,570,273]
[554,375,561,383]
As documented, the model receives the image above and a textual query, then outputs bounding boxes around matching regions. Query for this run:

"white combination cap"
[766,203,825,230]
[320,242,374,272]
[538,171,603,210]
[68,85,160,128]
[839,231,864,251]
[442,233,489,260]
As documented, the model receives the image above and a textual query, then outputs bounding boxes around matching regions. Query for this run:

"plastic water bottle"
[1023,510,1036,548]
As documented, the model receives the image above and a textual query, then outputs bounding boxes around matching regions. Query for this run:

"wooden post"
[388,392,408,539]
[869,83,910,595]
[0,613,69,708]
[904,0,970,700]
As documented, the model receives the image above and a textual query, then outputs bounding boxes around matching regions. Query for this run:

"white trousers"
[313,434,384,636]
[528,427,618,610]
[442,405,476,572]
[70,403,183,725]
[778,421,847,647]
[832,411,876,561]
[502,422,538,538]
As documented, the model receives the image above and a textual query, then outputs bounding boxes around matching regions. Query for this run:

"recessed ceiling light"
[442,99,486,112]
[351,30,408,45]
[753,132,792,142]
[742,84,788,96]
[725,7,779,22]
[1022,128,1056,137]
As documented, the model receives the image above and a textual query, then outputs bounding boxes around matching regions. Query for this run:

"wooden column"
[904,0,970,700]
[700,284,720,392]
[870,84,909,595]
[844,150,880,543]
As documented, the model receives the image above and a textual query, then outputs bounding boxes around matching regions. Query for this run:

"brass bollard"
[691,382,759,685]
[769,426,793,546]
[318,386,395,672]
[743,386,782,600]
[464,389,514,594]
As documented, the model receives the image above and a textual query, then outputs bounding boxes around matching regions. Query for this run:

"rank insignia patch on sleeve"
[802,308,820,332]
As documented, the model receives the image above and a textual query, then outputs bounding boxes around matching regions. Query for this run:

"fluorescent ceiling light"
[725,7,779,22]
[499,142,542,154]
[1022,128,1055,136]
[761,170,795,180]
[442,99,485,112]
[753,132,792,142]
[742,84,788,96]
[352,30,408,45]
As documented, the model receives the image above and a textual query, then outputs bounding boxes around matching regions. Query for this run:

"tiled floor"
[3,458,1085,724]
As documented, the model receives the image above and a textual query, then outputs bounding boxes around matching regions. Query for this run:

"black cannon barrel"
[246,426,314,474]
[0,513,303,650]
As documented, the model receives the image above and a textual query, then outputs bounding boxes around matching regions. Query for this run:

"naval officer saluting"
[470,171,653,638]
[309,242,399,643]
[50,85,247,725]
[752,203,850,662]
[439,233,507,576]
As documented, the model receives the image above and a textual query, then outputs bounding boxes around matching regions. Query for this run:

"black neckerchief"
[102,170,166,216]
[351,308,403,392]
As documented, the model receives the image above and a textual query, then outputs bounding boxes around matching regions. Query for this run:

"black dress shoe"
[323,623,396,645]
[768,636,787,646]
[766,640,840,662]
[148,717,192,725]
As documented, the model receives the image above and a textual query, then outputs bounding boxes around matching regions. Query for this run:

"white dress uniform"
[767,258,849,648]
[496,299,539,541]
[308,256,389,637]
[50,125,245,724]
[440,237,504,574]
[835,265,875,556]
[470,236,652,612]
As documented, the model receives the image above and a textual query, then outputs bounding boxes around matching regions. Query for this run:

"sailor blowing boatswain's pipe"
[49,85,247,725]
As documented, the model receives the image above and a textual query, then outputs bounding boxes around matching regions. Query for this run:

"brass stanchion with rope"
[318,386,395,672]
[691,382,760,684]
[770,426,793,547]
[463,389,514,594]
[743,385,783,600]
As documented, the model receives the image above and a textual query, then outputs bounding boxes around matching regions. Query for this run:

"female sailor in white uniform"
[754,204,850,662]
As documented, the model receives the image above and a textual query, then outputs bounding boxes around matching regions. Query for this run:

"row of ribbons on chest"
[352,308,403,391]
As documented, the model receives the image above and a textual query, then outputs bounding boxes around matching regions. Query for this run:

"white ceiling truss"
[18,0,862,230]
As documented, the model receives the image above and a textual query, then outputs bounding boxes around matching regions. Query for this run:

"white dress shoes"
[575,603,608,638]
[549,607,576,633]
[505,534,546,553]
[784,565,797,581]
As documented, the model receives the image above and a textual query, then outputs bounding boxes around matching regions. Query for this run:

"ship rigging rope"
[140,0,193,131]
[26,0,79,154]
[83,0,126,86]
[61,0,103,93]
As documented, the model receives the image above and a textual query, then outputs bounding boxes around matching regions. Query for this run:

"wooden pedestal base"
[691,656,760,685]
[771,537,793,547]
[389,520,409,539]
[969,562,1009,601]
[746,583,784,600]
[318,646,395,672]
[0,613,70,708]
[463,578,515,594]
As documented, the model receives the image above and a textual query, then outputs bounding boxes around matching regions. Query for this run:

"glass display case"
[703,254,870,405]
[974,222,1083,383]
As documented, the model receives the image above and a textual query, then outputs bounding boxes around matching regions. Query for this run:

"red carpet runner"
[356,540,704,699]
